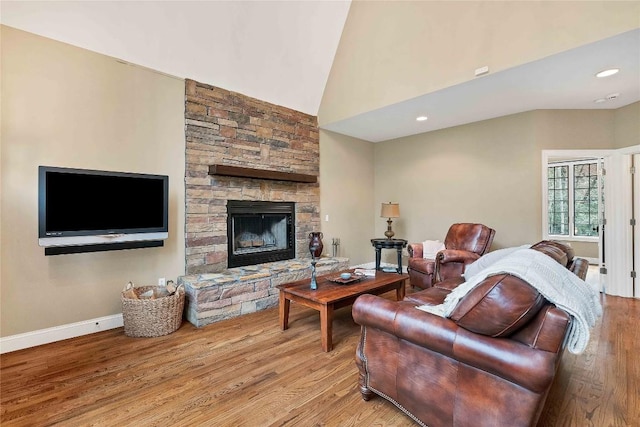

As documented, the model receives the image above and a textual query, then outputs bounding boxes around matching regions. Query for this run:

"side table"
[371,238,408,273]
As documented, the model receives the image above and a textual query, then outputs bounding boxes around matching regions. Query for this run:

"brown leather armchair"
[407,223,495,289]
[353,241,591,427]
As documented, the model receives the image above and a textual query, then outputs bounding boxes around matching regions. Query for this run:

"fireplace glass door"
[227,201,295,268]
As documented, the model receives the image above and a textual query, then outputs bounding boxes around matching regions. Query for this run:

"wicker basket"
[121,283,185,338]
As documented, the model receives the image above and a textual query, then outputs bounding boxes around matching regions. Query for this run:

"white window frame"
[542,155,601,243]
[542,146,640,298]
[548,159,599,241]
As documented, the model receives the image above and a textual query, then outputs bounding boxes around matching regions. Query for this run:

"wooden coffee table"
[276,270,408,352]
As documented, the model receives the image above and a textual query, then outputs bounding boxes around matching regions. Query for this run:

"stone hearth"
[179,257,349,327]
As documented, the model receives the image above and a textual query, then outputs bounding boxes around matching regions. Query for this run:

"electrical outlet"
[158,277,166,287]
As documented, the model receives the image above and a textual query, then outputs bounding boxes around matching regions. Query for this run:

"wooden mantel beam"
[208,164,317,183]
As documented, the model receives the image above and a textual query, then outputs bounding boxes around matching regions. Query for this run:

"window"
[548,165,569,235]
[547,160,600,239]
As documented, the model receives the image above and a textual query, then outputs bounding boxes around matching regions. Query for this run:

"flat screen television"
[38,166,169,253]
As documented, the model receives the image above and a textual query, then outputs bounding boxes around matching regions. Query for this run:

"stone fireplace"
[180,80,349,327]
[226,200,295,268]
[184,79,321,275]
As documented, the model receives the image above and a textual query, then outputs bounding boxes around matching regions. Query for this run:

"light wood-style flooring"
[1,290,638,426]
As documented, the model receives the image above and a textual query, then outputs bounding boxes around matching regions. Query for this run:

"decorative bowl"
[340,272,352,280]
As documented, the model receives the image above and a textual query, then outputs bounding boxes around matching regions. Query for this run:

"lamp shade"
[380,203,400,218]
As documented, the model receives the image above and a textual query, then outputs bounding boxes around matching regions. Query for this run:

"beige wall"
[320,1,639,125]
[319,130,375,266]
[317,107,627,265]
[373,109,618,260]
[3,1,638,339]
[614,101,640,148]
[1,26,186,337]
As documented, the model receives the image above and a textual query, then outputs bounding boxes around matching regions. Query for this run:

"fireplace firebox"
[227,200,295,268]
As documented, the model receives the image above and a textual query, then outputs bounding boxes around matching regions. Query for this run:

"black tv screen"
[38,166,169,249]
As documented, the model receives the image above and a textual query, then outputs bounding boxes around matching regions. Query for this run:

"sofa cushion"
[434,276,465,291]
[404,287,451,306]
[448,273,547,337]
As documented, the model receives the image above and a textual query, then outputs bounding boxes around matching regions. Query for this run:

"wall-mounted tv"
[38,166,169,255]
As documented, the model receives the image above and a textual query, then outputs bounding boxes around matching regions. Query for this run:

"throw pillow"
[422,239,445,259]
[530,241,570,267]
[463,244,530,279]
[449,273,546,337]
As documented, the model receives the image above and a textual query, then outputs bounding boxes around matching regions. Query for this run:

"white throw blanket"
[417,248,602,354]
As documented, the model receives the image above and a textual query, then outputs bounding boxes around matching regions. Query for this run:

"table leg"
[375,247,382,271]
[279,291,290,330]
[320,304,334,352]
[396,247,403,273]
[396,279,406,300]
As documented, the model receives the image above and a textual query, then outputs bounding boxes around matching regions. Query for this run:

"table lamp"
[380,202,400,239]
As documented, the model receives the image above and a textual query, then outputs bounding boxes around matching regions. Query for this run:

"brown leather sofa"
[407,223,495,290]
[353,241,590,427]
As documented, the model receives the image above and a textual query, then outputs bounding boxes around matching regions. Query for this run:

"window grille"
[547,160,599,239]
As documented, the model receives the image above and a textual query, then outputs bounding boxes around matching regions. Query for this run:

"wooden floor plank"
[1,292,638,426]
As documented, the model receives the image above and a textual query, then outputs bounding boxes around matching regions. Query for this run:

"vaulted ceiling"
[2,1,638,143]
[323,28,640,142]
[0,0,352,116]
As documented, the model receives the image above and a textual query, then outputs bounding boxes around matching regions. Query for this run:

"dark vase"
[308,232,324,258]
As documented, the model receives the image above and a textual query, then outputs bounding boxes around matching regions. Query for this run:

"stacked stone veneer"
[184,78,320,275]
[178,257,349,326]
[181,79,334,327]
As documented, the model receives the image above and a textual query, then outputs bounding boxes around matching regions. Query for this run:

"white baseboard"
[0,314,123,354]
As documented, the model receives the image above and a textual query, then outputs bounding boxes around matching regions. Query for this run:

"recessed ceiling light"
[416,116,428,121]
[596,68,619,78]
[594,98,607,104]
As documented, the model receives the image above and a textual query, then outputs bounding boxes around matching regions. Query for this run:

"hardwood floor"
[538,293,640,427]
[1,291,638,426]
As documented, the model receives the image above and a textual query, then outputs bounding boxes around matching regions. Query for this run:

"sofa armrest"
[353,294,561,393]
[407,243,423,258]
[436,249,481,265]
[434,249,480,282]
[353,294,456,357]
